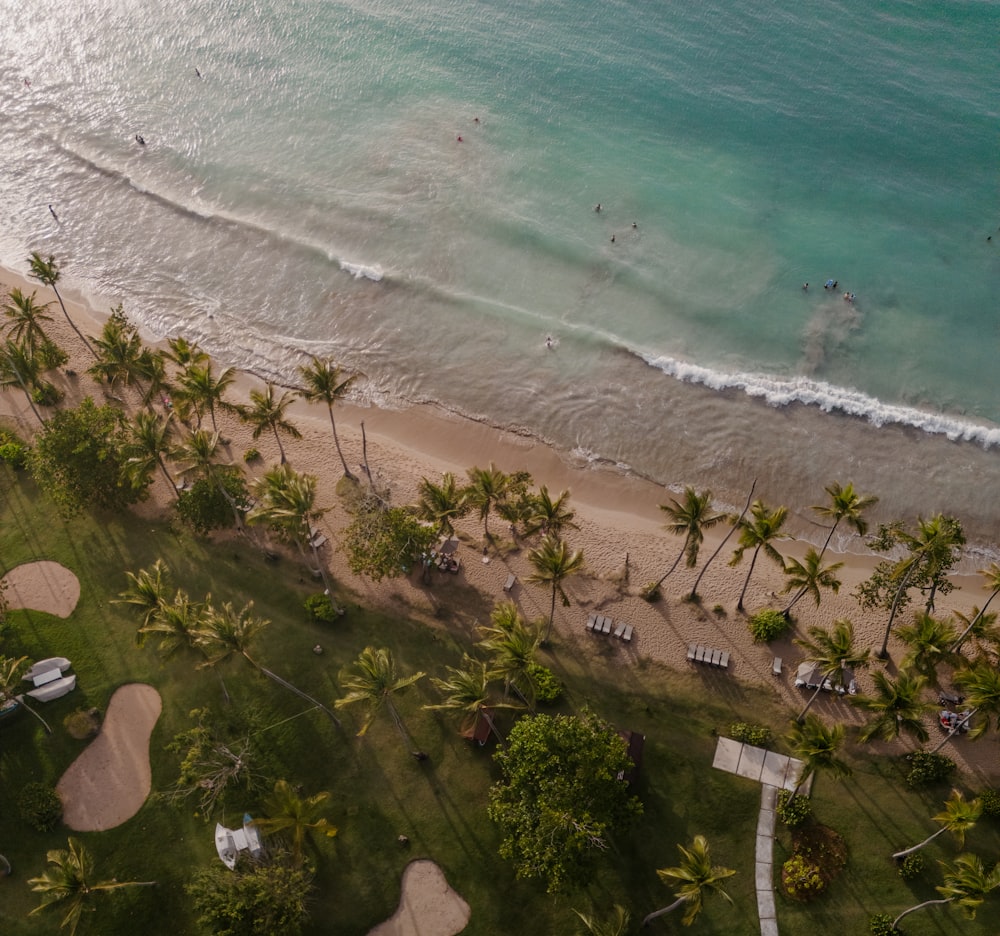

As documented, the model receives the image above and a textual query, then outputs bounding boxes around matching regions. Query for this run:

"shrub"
[729,722,771,747]
[712,604,726,617]
[528,663,563,704]
[904,751,956,788]
[18,782,63,831]
[897,852,924,881]
[0,431,29,469]
[979,787,1000,818]
[243,447,261,464]
[781,853,825,900]
[747,608,790,643]
[304,593,340,623]
[31,381,63,407]
[869,913,901,935]
[776,789,812,829]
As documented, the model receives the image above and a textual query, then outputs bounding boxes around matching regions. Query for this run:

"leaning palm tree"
[573,905,630,936]
[425,655,520,743]
[811,481,878,561]
[651,486,725,591]
[135,588,205,657]
[794,618,870,722]
[0,337,45,422]
[850,669,934,745]
[0,653,51,732]
[527,535,585,643]
[124,410,179,497]
[951,562,1000,653]
[465,462,511,542]
[28,837,155,935]
[781,548,843,618]
[729,499,789,612]
[114,560,172,630]
[173,361,237,432]
[335,646,426,755]
[414,472,468,537]
[785,714,851,801]
[253,779,336,868]
[642,835,735,928]
[242,382,302,465]
[931,660,1000,753]
[688,479,755,601]
[951,606,1000,663]
[27,252,97,359]
[172,428,246,532]
[297,356,356,480]
[896,611,959,688]
[891,852,1000,931]
[477,604,542,709]
[892,790,982,859]
[524,486,579,538]
[2,287,54,353]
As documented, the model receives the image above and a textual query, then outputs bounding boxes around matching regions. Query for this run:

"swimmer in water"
[594,203,601,212]
[135,134,146,146]
[545,335,554,349]
[48,204,58,221]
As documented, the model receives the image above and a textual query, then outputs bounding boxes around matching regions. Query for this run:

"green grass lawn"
[1,464,998,935]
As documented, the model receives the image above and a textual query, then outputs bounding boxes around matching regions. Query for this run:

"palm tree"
[850,669,934,745]
[932,660,1000,753]
[785,714,851,800]
[527,535,585,642]
[114,560,172,630]
[2,287,54,353]
[891,853,1000,930]
[253,779,336,868]
[892,790,982,859]
[0,337,45,422]
[172,428,246,532]
[28,837,155,935]
[573,905,630,936]
[794,619,870,722]
[414,472,468,536]
[297,356,356,479]
[0,653,51,733]
[86,311,147,398]
[951,606,1000,663]
[27,252,97,359]
[951,562,1000,653]
[335,646,426,755]
[477,603,542,708]
[242,382,302,465]
[125,410,179,496]
[811,481,878,561]
[163,335,208,371]
[651,487,725,591]
[197,599,340,725]
[896,611,959,687]
[729,499,789,612]
[136,588,205,657]
[173,361,236,432]
[465,462,511,542]
[781,547,843,618]
[688,479,755,601]
[524,486,579,538]
[425,655,520,743]
[642,835,735,928]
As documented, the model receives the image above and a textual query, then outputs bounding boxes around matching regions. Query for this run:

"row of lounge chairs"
[687,643,730,670]
[586,613,633,642]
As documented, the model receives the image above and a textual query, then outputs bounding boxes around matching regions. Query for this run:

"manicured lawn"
[1,465,998,935]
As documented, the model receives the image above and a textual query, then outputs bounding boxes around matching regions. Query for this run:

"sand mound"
[2,560,80,618]
[57,683,162,831]
[367,860,470,936]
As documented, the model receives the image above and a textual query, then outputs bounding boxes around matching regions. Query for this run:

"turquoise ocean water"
[1,0,998,548]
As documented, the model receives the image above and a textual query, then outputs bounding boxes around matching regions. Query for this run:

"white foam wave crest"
[339,259,384,282]
[637,351,1000,448]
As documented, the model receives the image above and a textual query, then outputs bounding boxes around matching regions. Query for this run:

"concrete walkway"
[756,785,779,936]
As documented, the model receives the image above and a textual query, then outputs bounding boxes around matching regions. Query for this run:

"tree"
[114,560,172,630]
[173,428,247,532]
[242,382,302,465]
[524,486,578,538]
[811,481,878,561]
[896,611,959,687]
[414,472,468,536]
[425,655,520,742]
[86,306,148,399]
[478,603,543,709]
[28,837,155,935]
[27,252,97,358]
[641,835,736,928]
[850,669,935,745]
[892,790,982,859]
[163,335,209,371]
[890,853,1000,930]
[781,548,843,618]
[651,487,725,591]
[124,410,179,496]
[932,660,1000,753]
[527,535,585,642]
[466,462,511,541]
[487,711,642,893]
[573,905,630,936]
[2,286,54,353]
[688,479,755,601]
[951,562,1000,653]
[297,356,356,480]
[729,499,789,612]
[174,361,236,432]
[951,605,1000,664]
[785,714,851,800]
[341,491,436,582]
[187,860,314,936]
[793,619,870,722]
[0,337,46,422]
[253,780,336,868]
[335,646,426,755]
[28,397,148,514]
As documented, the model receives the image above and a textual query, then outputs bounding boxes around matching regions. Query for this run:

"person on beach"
[456,135,463,142]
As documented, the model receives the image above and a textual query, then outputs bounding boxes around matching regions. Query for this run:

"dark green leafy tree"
[487,711,642,893]
[892,790,981,859]
[414,472,468,536]
[342,491,436,582]
[890,853,1000,931]
[296,356,356,480]
[241,382,302,465]
[651,486,725,591]
[173,428,248,533]
[175,472,251,535]
[642,835,736,927]
[27,252,97,358]
[781,548,843,618]
[850,669,934,745]
[729,499,789,612]
[28,397,149,513]
[527,535,585,642]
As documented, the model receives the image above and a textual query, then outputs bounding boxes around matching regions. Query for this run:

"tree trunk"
[929,707,977,754]
[817,519,840,563]
[386,698,417,754]
[783,584,809,618]
[52,285,98,359]
[892,826,947,859]
[360,420,373,485]
[737,546,761,612]
[544,584,557,643]
[327,404,356,480]
[641,896,688,927]
[249,656,341,727]
[653,540,689,590]
[690,479,756,600]
[892,898,951,929]
[878,559,920,659]
[157,456,180,498]
[795,684,825,725]
[951,587,1000,652]
[14,694,52,733]
[273,425,287,464]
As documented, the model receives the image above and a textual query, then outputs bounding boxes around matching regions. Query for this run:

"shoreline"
[2,260,997,782]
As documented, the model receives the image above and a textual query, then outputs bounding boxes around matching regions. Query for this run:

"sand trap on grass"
[2,560,80,618]
[57,683,162,831]
[367,860,470,936]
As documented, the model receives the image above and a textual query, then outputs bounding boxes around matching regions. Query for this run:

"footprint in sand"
[367,859,470,936]
[1,560,80,618]
[57,684,162,831]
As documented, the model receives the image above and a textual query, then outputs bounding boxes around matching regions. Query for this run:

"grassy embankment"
[0,464,998,936]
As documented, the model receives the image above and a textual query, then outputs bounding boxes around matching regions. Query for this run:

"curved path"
[1,560,80,618]
[367,859,470,936]
[57,683,162,831]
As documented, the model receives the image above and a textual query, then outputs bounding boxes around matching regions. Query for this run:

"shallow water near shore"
[1,0,998,548]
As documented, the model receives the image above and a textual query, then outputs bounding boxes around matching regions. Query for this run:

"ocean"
[1,0,998,553]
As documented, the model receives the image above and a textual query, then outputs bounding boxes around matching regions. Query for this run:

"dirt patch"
[56,684,162,831]
[367,859,470,936]
[780,824,848,901]
[2,560,80,618]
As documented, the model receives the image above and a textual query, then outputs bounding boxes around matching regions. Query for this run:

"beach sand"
[2,264,997,783]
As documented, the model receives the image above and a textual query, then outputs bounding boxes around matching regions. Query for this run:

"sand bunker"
[2,560,80,618]
[57,683,162,831]
[367,860,470,936]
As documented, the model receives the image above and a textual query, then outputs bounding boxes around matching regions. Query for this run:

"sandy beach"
[2,262,997,783]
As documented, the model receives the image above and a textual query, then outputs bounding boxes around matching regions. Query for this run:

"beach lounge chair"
[613,620,627,638]
[687,643,697,662]
[718,650,730,670]
[772,656,782,676]
[710,648,722,667]
[621,623,633,642]
[586,613,598,632]
[503,573,516,593]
